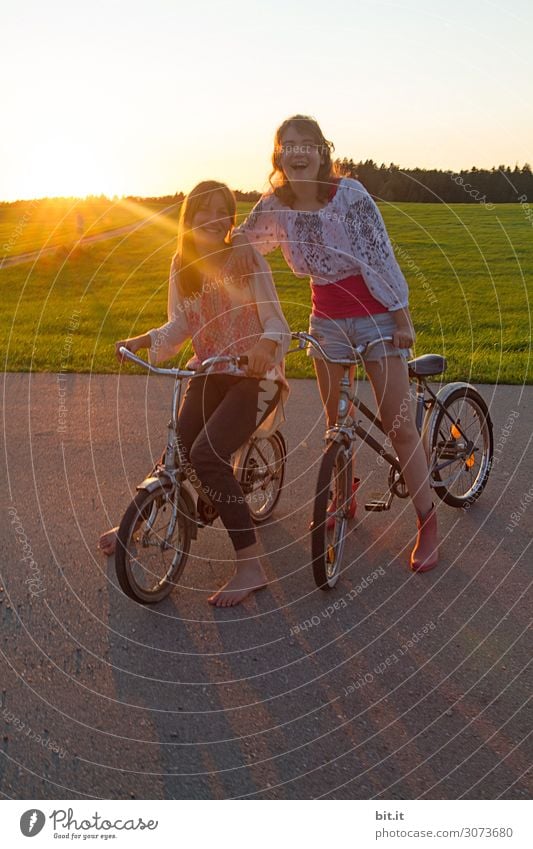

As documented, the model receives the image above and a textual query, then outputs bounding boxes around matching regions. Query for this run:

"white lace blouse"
[235,177,409,311]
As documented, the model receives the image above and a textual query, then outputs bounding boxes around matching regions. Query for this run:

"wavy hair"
[269,115,338,207]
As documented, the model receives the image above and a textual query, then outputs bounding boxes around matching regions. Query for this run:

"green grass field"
[1,199,531,382]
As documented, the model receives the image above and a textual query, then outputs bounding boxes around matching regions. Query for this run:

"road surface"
[1,373,531,799]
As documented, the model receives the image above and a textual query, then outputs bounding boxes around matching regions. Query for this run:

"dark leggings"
[178,374,263,552]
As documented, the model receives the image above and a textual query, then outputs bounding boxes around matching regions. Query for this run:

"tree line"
[335,159,533,203]
[5,162,530,208]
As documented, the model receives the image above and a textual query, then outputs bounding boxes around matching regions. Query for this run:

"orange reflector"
[451,424,461,439]
[465,453,475,468]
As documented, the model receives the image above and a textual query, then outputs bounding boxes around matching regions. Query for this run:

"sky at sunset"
[1,0,532,201]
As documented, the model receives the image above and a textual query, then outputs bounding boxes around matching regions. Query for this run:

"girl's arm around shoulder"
[228,193,282,276]
[233,192,282,256]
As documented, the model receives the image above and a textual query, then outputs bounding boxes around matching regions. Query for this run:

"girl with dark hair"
[230,116,438,572]
[99,181,291,606]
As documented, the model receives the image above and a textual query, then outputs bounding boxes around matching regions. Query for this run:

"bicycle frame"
[118,347,248,509]
[289,332,474,508]
[289,332,405,469]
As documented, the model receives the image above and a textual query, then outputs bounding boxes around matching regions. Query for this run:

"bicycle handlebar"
[118,347,248,377]
[120,330,396,375]
[289,332,395,365]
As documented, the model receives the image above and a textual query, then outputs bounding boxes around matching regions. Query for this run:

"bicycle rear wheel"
[311,441,351,590]
[427,386,493,508]
[115,487,191,604]
[238,431,286,523]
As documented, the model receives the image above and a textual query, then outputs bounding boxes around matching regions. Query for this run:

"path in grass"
[0,196,178,258]
[1,201,531,382]
[0,206,177,269]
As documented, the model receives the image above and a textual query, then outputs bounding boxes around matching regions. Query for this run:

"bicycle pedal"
[365,500,389,512]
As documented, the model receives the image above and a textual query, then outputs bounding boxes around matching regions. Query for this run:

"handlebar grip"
[362,335,395,353]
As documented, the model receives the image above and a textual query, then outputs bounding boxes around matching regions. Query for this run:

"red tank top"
[310,180,388,319]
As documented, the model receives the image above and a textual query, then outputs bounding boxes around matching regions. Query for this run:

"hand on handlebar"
[392,326,415,349]
[392,308,416,349]
[243,338,277,378]
[115,334,150,363]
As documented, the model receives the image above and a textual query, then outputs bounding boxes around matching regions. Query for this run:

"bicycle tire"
[238,430,286,524]
[427,386,493,508]
[115,487,191,604]
[311,440,351,590]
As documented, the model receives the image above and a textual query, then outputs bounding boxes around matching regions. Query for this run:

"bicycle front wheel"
[427,386,493,508]
[311,441,351,590]
[115,487,191,604]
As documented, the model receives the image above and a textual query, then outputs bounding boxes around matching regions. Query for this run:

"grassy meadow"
[1,198,531,382]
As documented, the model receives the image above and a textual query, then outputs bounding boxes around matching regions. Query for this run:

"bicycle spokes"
[115,488,191,603]
[239,432,286,523]
[430,390,493,506]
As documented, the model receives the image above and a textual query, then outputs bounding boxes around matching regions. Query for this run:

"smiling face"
[189,190,233,255]
[278,125,324,185]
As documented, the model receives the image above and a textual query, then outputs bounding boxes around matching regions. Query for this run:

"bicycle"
[114,347,287,604]
[289,332,494,590]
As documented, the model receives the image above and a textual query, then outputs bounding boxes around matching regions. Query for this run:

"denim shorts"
[307,312,410,362]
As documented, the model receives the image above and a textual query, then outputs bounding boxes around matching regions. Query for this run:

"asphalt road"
[1,373,531,799]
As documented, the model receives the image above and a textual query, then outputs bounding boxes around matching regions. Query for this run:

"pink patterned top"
[183,274,265,374]
[147,252,291,435]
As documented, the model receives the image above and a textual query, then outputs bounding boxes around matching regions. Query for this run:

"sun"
[18,138,115,199]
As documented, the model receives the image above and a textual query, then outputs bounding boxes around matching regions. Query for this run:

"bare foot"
[208,558,267,607]
[98,527,118,556]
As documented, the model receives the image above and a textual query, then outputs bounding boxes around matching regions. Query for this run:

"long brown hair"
[174,180,236,298]
[269,115,338,207]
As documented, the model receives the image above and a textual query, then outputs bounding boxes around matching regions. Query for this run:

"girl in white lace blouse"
[230,115,438,573]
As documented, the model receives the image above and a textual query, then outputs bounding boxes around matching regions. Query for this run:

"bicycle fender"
[136,474,174,494]
[432,381,476,401]
[274,429,288,458]
[136,475,198,540]
[421,381,478,457]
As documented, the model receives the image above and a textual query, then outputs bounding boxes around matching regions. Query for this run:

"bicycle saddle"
[408,354,447,376]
